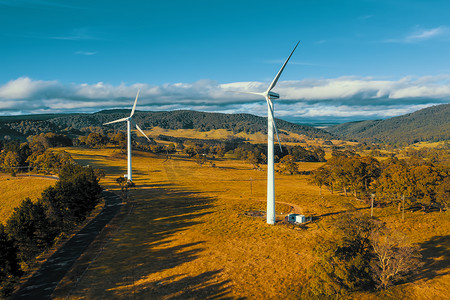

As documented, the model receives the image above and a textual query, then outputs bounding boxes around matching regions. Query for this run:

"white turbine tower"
[236,41,299,224]
[103,90,151,182]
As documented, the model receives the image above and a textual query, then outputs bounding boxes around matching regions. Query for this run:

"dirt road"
[12,190,122,300]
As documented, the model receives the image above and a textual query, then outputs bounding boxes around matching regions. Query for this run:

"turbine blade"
[103,117,129,125]
[266,41,300,93]
[130,90,140,117]
[229,90,265,96]
[266,98,283,152]
[136,124,151,142]
[132,119,152,142]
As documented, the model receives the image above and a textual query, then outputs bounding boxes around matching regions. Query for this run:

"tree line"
[311,150,449,212]
[0,163,102,297]
[0,133,74,176]
[177,138,326,169]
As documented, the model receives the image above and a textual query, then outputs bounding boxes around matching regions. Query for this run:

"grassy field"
[144,126,336,147]
[51,147,449,299]
[0,175,56,224]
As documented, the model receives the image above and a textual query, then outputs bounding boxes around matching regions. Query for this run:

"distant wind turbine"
[235,41,300,224]
[103,90,151,182]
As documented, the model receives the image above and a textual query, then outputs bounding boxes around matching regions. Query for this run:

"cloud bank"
[0,76,449,123]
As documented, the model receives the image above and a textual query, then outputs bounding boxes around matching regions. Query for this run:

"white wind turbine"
[103,90,151,182]
[236,41,299,224]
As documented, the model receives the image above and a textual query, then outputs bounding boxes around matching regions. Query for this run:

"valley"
[47,146,449,299]
[0,107,448,299]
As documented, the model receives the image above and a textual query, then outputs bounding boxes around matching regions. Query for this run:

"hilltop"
[326,103,450,145]
[0,110,334,140]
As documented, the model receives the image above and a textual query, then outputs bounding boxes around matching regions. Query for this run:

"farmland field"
[0,175,56,224]
[50,147,449,299]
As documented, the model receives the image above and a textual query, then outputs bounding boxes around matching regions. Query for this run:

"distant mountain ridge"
[326,103,450,145]
[0,110,335,140]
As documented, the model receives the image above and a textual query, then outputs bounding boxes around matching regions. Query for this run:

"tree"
[5,199,57,264]
[18,142,32,166]
[246,152,260,169]
[85,132,107,148]
[2,140,20,153]
[435,176,449,211]
[341,156,380,199]
[409,165,442,204]
[371,228,422,289]
[305,213,377,297]
[278,155,298,174]
[328,156,352,196]
[94,168,106,182]
[184,145,197,157]
[166,143,176,153]
[213,144,225,157]
[29,139,46,154]
[233,147,247,160]
[29,133,72,148]
[194,153,207,166]
[41,164,102,232]
[311,166,335,194]
[312,147,326,162]
[372,158,447,211]
[112,132,127,151]
[26,150,75,174]
[116,176,135,200]
[2,151,20,175]
[373,158,415,210]
[0,224,22,297]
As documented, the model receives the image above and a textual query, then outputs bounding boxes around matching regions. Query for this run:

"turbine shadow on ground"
[133,270,237,299]
[67,185,235,299]
[413,235,450,281]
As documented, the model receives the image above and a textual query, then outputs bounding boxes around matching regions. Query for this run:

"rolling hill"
[0,110,335,140]
[326,103,450,145]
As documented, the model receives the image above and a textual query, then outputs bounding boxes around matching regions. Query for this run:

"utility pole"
[371,193,375,217]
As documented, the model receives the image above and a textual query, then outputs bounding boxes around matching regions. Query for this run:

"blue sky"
[1,0,449,123]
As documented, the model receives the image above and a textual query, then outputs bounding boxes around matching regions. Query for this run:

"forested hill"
[0,110,334,140]
[52,110,334,139]
[326,103,450,145]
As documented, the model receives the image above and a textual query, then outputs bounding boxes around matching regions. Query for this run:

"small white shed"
[287,214,306,224]
[295,214,306,223]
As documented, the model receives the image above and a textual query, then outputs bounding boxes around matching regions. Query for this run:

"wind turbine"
[103,90,151,182]
[236,41,299,225]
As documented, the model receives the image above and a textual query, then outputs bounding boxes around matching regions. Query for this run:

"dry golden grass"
[51,147,449,299]
[145,126,322,146]
[0,175,56,224]
[411,141,448,149]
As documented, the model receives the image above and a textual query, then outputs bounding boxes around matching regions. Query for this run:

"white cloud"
[75,51,97,56]
[0,77,57,99]
[406,27,446,41]
[386,26,450,43]
[0,76,448,122]
[223,75,450,101]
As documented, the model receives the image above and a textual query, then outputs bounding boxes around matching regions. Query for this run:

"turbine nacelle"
[267,91,279,100]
